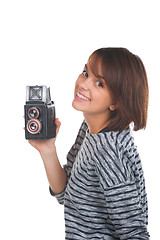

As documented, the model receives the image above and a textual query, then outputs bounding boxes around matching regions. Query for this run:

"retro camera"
[24,85,56,140]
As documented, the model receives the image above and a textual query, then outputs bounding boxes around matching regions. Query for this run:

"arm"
[28,118,67,195]
[40,146,66,195]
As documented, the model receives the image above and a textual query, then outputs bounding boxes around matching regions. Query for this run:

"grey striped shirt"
[50,121,150,239]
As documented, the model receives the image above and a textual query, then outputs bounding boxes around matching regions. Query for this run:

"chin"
[72,100,81,111]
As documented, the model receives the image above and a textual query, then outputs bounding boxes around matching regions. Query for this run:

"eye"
[82,70,88,77]
[96,81,103,87]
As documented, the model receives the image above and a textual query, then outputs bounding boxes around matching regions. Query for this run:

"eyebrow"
[85,63,105,81]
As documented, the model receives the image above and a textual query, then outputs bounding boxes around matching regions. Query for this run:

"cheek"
[93,91,112,107]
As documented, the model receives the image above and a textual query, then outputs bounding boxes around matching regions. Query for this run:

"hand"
[28,118,61,154]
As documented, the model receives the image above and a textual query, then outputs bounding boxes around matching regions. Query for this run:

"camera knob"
[27,119,42,134]
[28,107,39,119]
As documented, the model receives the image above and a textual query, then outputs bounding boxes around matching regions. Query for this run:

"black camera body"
[24,85,56,140]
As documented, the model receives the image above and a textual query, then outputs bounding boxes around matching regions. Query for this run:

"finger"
[55,118,61,135]
[55,118,61,128]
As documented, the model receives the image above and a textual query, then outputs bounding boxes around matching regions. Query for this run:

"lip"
[75,91,91,102]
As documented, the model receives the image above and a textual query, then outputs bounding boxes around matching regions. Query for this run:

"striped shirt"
[50,121,150,239]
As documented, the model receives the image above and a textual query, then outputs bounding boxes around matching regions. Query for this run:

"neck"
[83,112,111,134]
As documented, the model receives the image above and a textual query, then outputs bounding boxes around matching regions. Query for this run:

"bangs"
[88,51,104,80]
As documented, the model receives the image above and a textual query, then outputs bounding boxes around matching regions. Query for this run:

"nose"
[79,77,92,91]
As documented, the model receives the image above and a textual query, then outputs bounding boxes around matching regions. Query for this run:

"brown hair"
[88,48,149,131]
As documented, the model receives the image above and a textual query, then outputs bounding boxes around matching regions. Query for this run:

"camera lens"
[28,107,39,119]
[27,119,42,134]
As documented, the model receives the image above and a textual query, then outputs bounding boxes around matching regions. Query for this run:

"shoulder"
[79,123,136,162]
[85,127,133,154]
[85,128,136,185]
[110,127,135,152]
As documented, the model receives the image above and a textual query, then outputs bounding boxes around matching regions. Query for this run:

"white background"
[0,0,159,239]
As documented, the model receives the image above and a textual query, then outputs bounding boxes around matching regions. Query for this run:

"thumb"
[55,118,61,135]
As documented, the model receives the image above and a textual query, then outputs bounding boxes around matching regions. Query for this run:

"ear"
[109,103,117,111]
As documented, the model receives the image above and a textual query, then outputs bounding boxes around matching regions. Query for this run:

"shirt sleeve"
[93,131,150,239]
[102,181,150,239]
[49,186,65,205]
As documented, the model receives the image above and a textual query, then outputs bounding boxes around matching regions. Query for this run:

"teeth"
[77,92,90,101]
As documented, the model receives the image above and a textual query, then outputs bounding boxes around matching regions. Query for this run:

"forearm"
[40,147,67,195]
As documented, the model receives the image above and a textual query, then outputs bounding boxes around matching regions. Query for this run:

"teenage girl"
[28,48,150,239]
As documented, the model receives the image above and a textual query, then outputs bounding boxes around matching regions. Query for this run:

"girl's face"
[72,63,116,119]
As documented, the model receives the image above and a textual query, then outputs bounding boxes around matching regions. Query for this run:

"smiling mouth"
[75,91,91,101]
